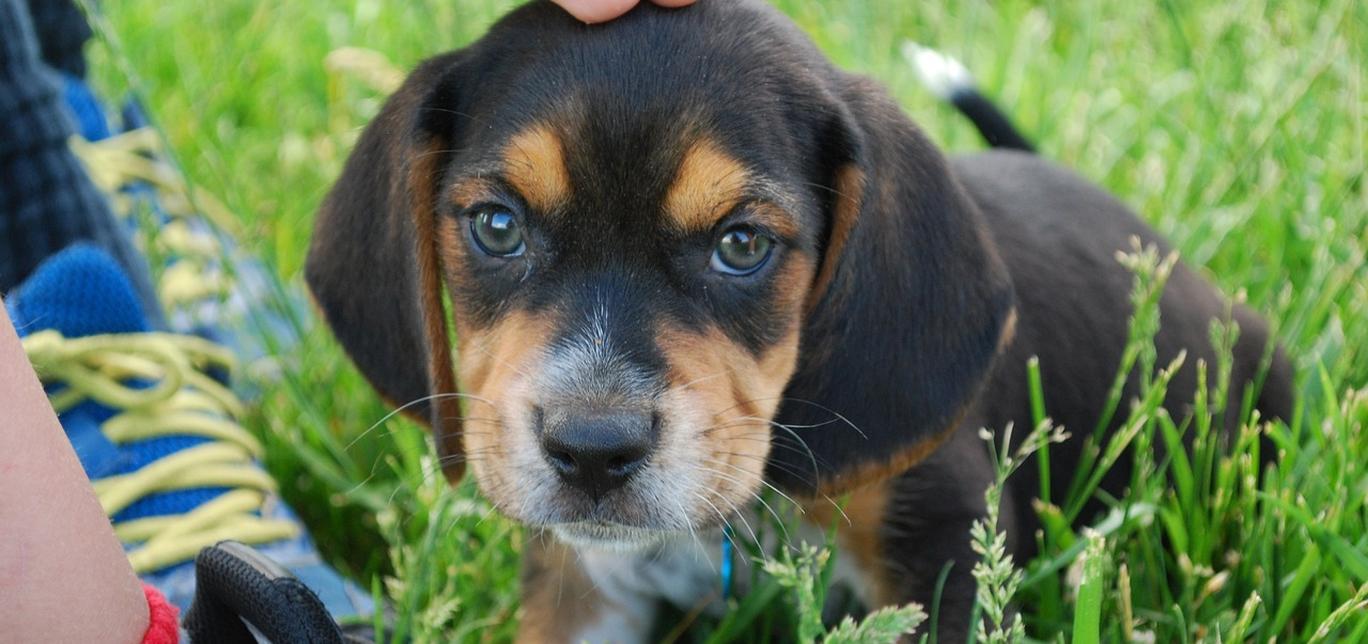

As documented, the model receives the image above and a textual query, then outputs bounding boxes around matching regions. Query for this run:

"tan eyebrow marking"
[664,138,751,232]
[502,123,572,214]
[447,176,496,209]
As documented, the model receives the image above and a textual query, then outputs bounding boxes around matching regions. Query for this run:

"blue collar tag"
[720,525,736,600]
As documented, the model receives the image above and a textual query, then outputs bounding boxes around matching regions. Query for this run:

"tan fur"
[664,138,751,232]
[504,123,572,214]
[806,164,864,313]
[804,482,894,604]
[745,202,802,240]
[997,308,1019,354]
[405,142,466,483]
[446,176,498,211]
[655,301,806,520]
[434,209,560,507]
[519,535,606,642]
[449,305,557,513]
[815,414,965,497]
[654,250,813,513]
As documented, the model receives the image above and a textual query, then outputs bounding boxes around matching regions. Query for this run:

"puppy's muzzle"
[538,408,658,502]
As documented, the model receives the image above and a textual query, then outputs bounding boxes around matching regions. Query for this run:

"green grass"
[89,0,1366,640]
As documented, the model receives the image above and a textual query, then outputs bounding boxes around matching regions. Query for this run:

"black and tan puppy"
[306,0,1293,639]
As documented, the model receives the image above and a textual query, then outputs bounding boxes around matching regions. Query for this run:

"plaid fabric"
[25,0,91,78]
[0,0,159,321]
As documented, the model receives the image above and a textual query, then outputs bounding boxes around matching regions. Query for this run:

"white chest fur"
[567,521,875,643]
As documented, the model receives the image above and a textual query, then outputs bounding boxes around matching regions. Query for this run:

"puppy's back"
[951,150,1293,540]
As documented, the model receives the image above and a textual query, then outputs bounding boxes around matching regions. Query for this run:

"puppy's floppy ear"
[773,75,1017,496]
[305,52,468,482]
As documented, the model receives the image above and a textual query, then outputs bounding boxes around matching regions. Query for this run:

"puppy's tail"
[902,43,1035,153]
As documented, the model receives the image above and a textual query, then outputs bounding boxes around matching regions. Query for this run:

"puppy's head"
[308,0,1013,550]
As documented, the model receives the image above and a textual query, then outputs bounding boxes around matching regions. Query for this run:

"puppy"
[306,1,1293,639]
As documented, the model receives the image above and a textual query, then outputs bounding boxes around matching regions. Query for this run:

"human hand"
[551,0,697,24]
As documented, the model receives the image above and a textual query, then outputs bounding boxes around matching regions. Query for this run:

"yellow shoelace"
[70,128,240,309]
[22,330,298,573]
[69,47,404,312]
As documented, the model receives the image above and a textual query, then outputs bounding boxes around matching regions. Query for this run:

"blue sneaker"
[8,245,372,620]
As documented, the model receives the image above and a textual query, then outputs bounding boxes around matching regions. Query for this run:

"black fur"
[949,88,1036,152]
[879,151,1292,635]
[771,71,1017,493]
[306,53,460,414]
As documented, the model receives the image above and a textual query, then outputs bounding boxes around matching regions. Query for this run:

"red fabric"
[140,583,180,644]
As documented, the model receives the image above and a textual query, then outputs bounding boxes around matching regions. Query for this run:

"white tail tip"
[901,42,975,101]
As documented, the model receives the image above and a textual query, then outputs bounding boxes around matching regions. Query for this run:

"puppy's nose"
[541,411,655,500]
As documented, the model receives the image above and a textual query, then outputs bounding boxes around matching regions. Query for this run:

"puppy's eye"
[711,226,773,275]
[470,206,525,257]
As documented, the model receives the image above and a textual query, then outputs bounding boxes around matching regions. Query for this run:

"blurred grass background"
[88,0,1365,640]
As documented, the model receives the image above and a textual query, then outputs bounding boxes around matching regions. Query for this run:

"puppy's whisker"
[695,483,761,549]
[464,337,539,381]
[708,448,820,488]
[698,415,782,435]
[692,490,744,553]
[750,418,842,431]
[704,457,804,516]
[796,178,850,199]
[768,398,867,439]
[472,502,503,529]
[342,455,385,499]
[421,418,503,444]
[433,445,503,466]
[435,444,502,458]
[413,106,484,123]
[706,415,822,485]
[669,370,729,394]
[426,423,503,448]
[713,396,867,440]
[696,461,793,547]
[709,485,778,551]
[707,432,817,467]
[346,392,498,452]
[669,495,714,575]
[694,415,823,485]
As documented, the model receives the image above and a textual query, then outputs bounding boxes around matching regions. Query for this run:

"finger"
[551,0,640,24]
[650,0,697,7]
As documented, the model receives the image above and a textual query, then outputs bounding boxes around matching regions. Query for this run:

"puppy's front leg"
[519,532,658,643]
[878,424,1018,642]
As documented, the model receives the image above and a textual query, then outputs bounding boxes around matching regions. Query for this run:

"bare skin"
[551,0,696,23]
[0,304,149,643]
